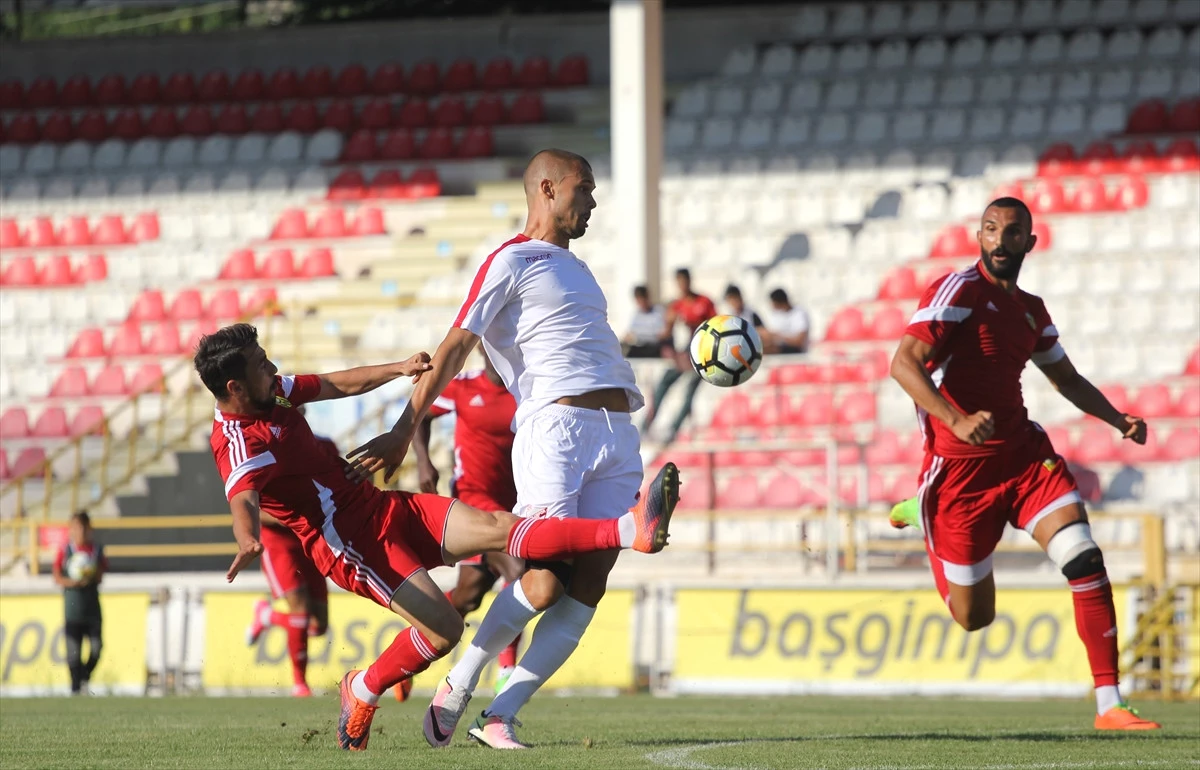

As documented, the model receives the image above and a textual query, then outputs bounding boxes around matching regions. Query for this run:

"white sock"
[351,670,380,705]
[617,512,636,548]
[446,580,540,693]
[488,596,596,719]
[1095,684,1123,715]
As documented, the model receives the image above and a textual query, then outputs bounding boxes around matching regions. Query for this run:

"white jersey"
[453,234,644,429]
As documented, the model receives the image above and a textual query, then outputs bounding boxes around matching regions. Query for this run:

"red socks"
[283,614,309,686]
[505,517,621,560]
[1069,570,1120,687]
[363,626,444,695]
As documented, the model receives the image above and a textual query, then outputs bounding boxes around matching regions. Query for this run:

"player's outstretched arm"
[891,335,994,446]
[347,327,479,482]
[226,489,265,582]
[313,353,432,401]
[412,415,440,493]
[1037,355,1147,444]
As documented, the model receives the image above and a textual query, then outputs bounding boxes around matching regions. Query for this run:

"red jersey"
[670,293,718,332]
[904,262,1063,459]
[210,374,386,576]
[429,369,517,509]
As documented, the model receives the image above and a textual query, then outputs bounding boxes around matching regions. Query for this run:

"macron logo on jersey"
[524,253,553,264]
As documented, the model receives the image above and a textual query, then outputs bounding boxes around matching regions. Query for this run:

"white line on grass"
[643,740,1200,770]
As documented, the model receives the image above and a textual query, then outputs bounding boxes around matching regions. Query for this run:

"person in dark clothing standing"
[52,512,106,695]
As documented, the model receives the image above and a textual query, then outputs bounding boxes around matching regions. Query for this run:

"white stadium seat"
[977,73,1014,104]
[930,108,966,142]
[950,35,986,69]
[665,119,697,150]
[958,146,996,177]
[835,41,871,72]
[1105,28,1143,60]
[42,177,74,202]
[1146,25,1183,57]
[880,149,918,187]
[306,129,343,164]
[1176,0,1200,22]
[814,113,848,146]
[803,152,839,188]
[789,6,827,39]
[916,147,954,184]
[267,132,304,164]
[944,0,979,31]
[233,134,268,165]
[1027,32,1064,64]
[868,3,903,36]
[828,188,865,225]
[148,172,181,200]
[1088,103,1126,134]
[901,74,935,106]
[759,44,795,77]
[77,176,110,202]
[183,171,217,198]
[907,184,949,221]
[873,39,909,70]
[1017,72,1054,103]
[23,143,57,175]
[736,116,773,150]
[112,175,146,201]
[217,170,253,198]
[775,116,811,148]
[1134,0,1170,21]
[712,85,746,116]
[162,137,196,168]
[826,79,860,110]
[939,75,975,105]
[127,138,162,169]
[1178,67,1200,96]
[0,145,21,176]
[994,144,1037,179]
[673,84,709,118]
[980,0,1017,30]
[57,141,91,173]
[255,168,290,195]
[748,83,783,114]
[832,3,866,37]
[91,138,126,171]
[1098,69,1133,100]
[1058,0,1094,26]
[1021,0,1056,28]
[912,36,947,69]
[1136,68,1174,99]
[893,110,927,143]
[1066,29,1104,62]
[863,78,898,108]
[989,34,1024,66]
[786,81,821,113]
[853,112,887,145]
[1057,71,1092,102]
[1047,104,1086,136]
[906,1,940,33]
[700,118,735,149]
[292,167,328,197]
[719,45,757,78]
[197,135,233,166]
[798,43,832,74]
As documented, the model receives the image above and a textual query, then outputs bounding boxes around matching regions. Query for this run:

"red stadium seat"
[351,207,386,237]
[1027,179,1067,214]
[1031,220,1053,251]
[76,110,109,143]
[929,224,973,258]
[456,126,494,158]
[516,56,551,88]
[1163,138,1200,172]
[262,68,297,100]
[433,97,467,127]
[92,365,129,397]
[481,58,514,90]
[470,94,506,125]
[130,213,159,242]
[310,208,348,239]
[328,169,367,201]
[126,291,168,325]
[41,112,74,144]
[378,129,415,161]
[508,92,545,123]
[145,322,183,356]
[1073,425,1118,464]
[185,320,218,351]
[877,266,919,300]
[824,307,866,341]
[300,248,336,278]
[1177,385,1200,418]
[443,58,478,92]
[335,64,369,97]
[260,248,296,279]
[837,391,876,424]
[108,323,144,357]
[145,107,180,139]
[340,130,377,163]
[359,98,393,131]
[1038,142,1078,176]
[50,366,91,398]
[271,209,308,240]
[793,393,834,426]
[219,249,258,280]
[208,289,243,320]
[244,287,280,316]
[301,65,334,99]
[371,62,405,95]
[1163,427,1200,461]
[1119,140,1161,174]
[215,104,249,135]
[869,306,907,340]
[128,72,162,104]
[0,407,30,439]
[1168,98,1200,133]
[80,254,107,282]
[369,169,407,199]
[1125,99,1168,134]
[397,99,430,128]
[0,79,24,109]
[169,289,205,321]
[27,217,59,248]
[111,108,145,140]
[408,60,440,95]
[321,100,355,134]
[1188,346,1200,376]
[233,69,267,101]
[1111,175,1148,211]
[1132,384,1173,418]
[93,74,125,106]
[67,328,106,358]
[716,474,761,509]
[2,256,35,285]
[1119,427,1163,464]
[761,473,807,508]
[1099,384,1130,415]
[419,127,455,159]
[11,448,48,479]
[59,217,92,247]
[6,114,39,144]
[71,406,107,437]
[1070,178,1110,213]
[0,219,22,250]
[162,72,196,104]
[93,215,129,246]
[865,429,902,465]
[710,392,752,428]
[250,103,284,133]
[40,254,75,286]
[59,75,92,108]
[751,392,792,428]
[283,102,318,134]
[197,69,230,102]
[26,77,58,108]
[180,105,215,137]
[553,55,590,87]
[408,167,441,198]
[1078,141,1119,176]
[131,363,165,394]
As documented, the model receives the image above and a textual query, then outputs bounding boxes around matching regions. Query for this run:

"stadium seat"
[58,217,92,248]
[517,56,551,88]
[247,103,283,134]
[457,126,494,158]
[1078,141,1119,176]
[301,65,334,99]
[837,391,877,424]
[554,55,590,87]
[481,57,515,90]
[131,363,165,394]
[1163,138,1200,172]
[27,217,59,248]
[760,473,807,508]
[443,58,477,92]
[260,249,296,279]
[1169,98,1200,132]
[0,79,22,109]
[310,207,347,239]
[328,169,367,201]
[300,248,336,278]
[41,112,74,144]
[108,109,144,142]
[3,256,36,285]
[419,128,455,159]
[69,406,106,437]
[470,95,506,125]
[351,207,386,236]
[80,254,107,282]
[1071,178,1110,213]
[335,64,369,97]
[929,224,973,258]
[208,289,242,320]
[220,248,258,280]
[244,287,280,316]
[1027,179,1067,214]
[377,129,415,161]
[180,106,215,137]
[145,322,183,356]
[50,366,90,398]
[74,111,108,143]
[0,407,30,439]
[1118,141,1160,174]
[869,306,906,340]
[92,215,129,246]
[169,289,205,321]
[1132,384,1173,418]
[1125,99,1168,133]
[876,267,919,301]
[408,167,441,197]
[25,77,58,108]
[716,474,761,509]
[824,307,866,341]
[1162,426,1200,462]
[1074,425,1119,464]
[10,448,48,480]
[109,323,144,357]
[40,254,75,285]
[710,392,752,428]
[319,101,354,134]
[433,97,467,127]
[91,365,128,396]
[145,107,179,139]
[1174,385,1200,418]
[6,114,39,144]
[397,99,430,128]
[792,393,835,426]
[197,69,230,102]
[865,429,902,465]
[129,290,167,323]
[509,92,545,123]
[271,209,308,240]
[367,169,405,198]
[371,62,405,94]
[1037,142,1077,176]
[162,72,196,103]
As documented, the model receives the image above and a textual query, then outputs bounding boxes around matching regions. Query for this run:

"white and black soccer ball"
[688,314,763,388]
[66,550,97,582]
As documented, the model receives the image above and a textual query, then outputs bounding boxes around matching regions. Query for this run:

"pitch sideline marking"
[643,739,1200,770]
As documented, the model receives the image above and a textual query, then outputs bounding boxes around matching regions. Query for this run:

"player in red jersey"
[413,349,524,697]
[195,323,678,751]
[243,405,336,697]
[889,198,1159,730]
[642,268,718,442]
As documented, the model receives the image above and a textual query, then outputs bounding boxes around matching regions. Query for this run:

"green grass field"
[3,695,1197,769]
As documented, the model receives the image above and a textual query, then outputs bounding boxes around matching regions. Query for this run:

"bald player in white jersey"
[349,149,680,750]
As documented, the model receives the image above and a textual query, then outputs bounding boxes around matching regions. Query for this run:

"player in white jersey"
[349,149,680,750]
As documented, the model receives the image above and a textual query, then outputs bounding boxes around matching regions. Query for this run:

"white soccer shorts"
[511,404,643,521]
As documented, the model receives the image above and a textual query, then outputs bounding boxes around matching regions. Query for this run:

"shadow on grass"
[628,732,1195,748]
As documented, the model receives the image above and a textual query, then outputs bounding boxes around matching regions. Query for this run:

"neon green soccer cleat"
[889,497,921,531]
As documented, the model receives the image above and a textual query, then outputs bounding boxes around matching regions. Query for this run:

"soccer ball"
[689,315,763,387]
[66,550,96,582]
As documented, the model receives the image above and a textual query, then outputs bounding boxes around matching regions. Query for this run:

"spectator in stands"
[723,284,766,334]
[642,269,716,442]
[52,511,106,696]
[623,285,669,359]
[763,288,810,354]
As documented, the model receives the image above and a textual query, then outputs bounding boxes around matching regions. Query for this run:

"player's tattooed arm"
[1037,355,1147,444]
[313,353,433,400]
[226,489,264,582]
[891,334,994,446]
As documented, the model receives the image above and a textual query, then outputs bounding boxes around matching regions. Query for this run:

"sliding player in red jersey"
[196,323,678,751]
[413,349,524,697]
[889,198,1159,730]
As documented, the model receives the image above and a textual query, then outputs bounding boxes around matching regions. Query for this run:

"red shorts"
[260,525,328,603]
[326,491,455,608]
[454,488,513,567]
[918,429,1080,586]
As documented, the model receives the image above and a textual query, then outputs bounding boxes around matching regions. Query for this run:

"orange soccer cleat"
[631,462,679,554]
[393,677,413,702]
[337,670,379,750]
[1094,704,1161,730]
